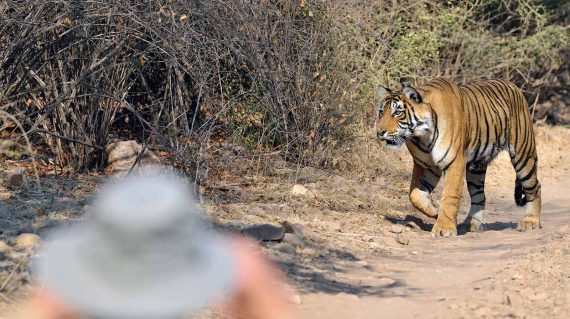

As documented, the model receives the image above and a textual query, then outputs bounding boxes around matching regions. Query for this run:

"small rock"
[312,220,343,232]
[390,224,405,234]
[243,224,285,241]
[396,234,409,245]
[282,233,306,248]
[411,250,419,255]
[505,294,523,307]
[355,260,368,267]
[15,233,40,251]
[5,167,25,188]
[291,184,309,195]
[275,243,297,254]
[362,235,373,242]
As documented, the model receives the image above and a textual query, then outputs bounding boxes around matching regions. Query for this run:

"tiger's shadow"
[388,215,517,236]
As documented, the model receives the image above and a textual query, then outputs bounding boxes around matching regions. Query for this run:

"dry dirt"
[0,125,569,319]
[293,158,570,319]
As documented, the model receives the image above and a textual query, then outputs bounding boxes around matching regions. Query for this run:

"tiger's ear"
[377,85,391,97]
[403,86,423,103]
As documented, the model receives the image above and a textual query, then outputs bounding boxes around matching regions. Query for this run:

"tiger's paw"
[517,215,541,231]
[460,218,485,233]
[431,220,457,238]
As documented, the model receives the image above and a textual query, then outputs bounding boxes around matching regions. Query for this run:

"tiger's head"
[376,85,433,149]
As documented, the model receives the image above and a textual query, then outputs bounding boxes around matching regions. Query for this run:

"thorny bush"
[0,0,567,181]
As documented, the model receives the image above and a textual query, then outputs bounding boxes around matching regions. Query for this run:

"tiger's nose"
[377,130,387,139]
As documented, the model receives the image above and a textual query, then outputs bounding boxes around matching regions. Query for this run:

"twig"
[0,262,21,293]
[530,93,539,120]
[35,129,103,150]
[0,111,41,187]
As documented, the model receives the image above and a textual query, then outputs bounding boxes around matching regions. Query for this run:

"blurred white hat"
[34,174,235,319]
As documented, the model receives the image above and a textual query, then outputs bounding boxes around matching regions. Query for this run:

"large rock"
[104,140,162,176]
[242,224,286,241]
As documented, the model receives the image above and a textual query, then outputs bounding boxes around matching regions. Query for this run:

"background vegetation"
[0,0,568,181]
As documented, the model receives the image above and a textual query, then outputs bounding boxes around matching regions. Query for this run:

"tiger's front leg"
[409,162,441,219]
[432,155,466,238]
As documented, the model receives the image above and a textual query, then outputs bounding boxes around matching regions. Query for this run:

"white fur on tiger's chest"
[431,143,454,170]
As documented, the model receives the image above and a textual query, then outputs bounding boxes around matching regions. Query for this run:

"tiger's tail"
[514,179,527,206]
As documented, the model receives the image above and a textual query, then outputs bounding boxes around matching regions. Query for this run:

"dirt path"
[0,126,568,318]
[296,162,570,318]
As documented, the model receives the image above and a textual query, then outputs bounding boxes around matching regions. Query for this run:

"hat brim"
[34,226,235,319]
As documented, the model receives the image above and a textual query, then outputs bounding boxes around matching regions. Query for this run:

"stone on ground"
[397,234,410,245]
[242,224,286,241]
[390,224,405,234]
[105,140,162,176]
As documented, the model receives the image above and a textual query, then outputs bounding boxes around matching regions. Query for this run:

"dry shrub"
[0,0,567,180]
[0,0,348,176]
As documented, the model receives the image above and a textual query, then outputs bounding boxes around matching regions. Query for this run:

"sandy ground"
[0,125,568,318]
[294,162,570,319]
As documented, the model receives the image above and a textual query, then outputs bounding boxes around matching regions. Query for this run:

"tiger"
[375,78,541,237]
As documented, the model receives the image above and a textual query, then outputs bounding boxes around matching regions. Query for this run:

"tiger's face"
[376,85,432,149]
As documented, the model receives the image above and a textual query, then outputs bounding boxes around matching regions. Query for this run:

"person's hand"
[7,288,79,319]
[222,236,293,319]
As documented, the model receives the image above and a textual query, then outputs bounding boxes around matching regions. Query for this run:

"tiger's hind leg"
[461,163,488,232]
[510,149,541,231]
[409,162,441,219]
